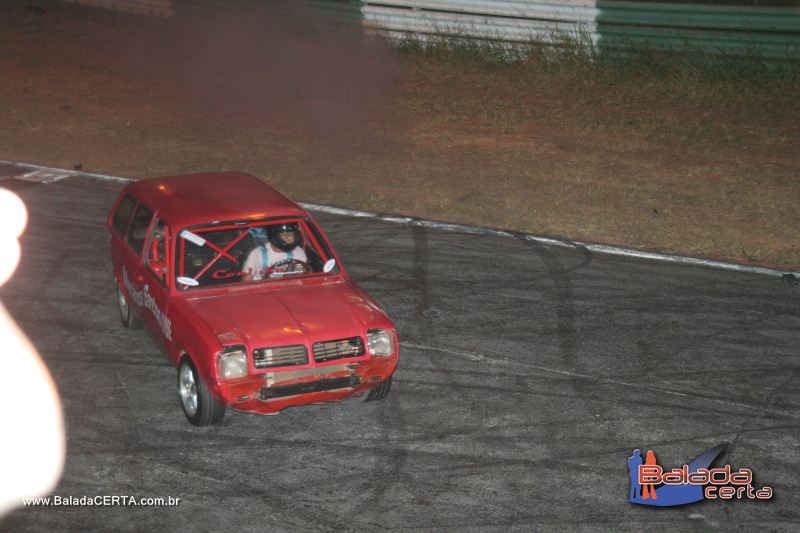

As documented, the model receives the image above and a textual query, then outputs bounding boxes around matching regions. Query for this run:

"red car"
[107,172,398,425]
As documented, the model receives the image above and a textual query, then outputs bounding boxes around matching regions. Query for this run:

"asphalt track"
[0,170,798,531]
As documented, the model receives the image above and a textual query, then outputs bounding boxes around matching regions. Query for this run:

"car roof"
[125,172,308,228]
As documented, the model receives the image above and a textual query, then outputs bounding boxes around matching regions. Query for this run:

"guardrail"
[364,1,599,44]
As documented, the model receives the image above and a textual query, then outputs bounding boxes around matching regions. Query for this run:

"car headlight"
[218,345,248,379]
[367,329,394,356]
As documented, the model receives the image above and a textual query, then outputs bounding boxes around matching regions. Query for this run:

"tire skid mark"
[146,455,352,530]
[400,342,799,420]
[399,359,800,383]
[502,235,616,513]
[399,222,528,518]
[326,216,390,285]
[353,223,421,517]
[509,235,593,396]
[60,420,800,476]
[726,366,800,463]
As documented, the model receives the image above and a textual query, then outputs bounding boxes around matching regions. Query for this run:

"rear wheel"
[365,375,392,402]
[178,358,226,426]
[117,283,141,330]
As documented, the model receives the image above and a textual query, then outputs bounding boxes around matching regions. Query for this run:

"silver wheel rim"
[179,364,198,417]
[118,287,128,319]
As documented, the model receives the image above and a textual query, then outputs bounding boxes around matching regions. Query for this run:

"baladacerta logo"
[627,444,773,506]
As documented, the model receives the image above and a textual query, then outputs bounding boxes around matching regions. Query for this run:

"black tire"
[117,283,141,330]
[365,375,392,402]
[177,358,226,426]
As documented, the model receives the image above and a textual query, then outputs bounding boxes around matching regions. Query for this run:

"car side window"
[126,203,154,256]
[144,218,170,286]
[111,194,137,237]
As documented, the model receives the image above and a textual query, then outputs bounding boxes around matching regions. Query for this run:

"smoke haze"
[121,0,404,154]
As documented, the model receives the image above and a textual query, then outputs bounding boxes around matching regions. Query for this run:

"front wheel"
[178,358,226,426]
[365,375,392,402]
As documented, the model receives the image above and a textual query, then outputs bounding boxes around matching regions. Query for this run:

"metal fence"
[364,1,599,44]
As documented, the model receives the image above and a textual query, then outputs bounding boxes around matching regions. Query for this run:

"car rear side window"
[127,203,154,256]
[111,194,137,237]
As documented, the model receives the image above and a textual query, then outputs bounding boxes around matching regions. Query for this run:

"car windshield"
[176,218,338,289]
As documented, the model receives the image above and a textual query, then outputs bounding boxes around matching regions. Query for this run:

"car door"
[111,196,154,314]
[138,215,174,349]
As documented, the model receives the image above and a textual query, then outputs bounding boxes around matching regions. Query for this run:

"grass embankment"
[1,1,798,268]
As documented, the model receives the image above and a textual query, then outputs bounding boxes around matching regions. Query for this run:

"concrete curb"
[301,203,799,278]
[3,161,796,278]
[0,160,132,183]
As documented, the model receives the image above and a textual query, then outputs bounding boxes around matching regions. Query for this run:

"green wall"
[596,0,800,58]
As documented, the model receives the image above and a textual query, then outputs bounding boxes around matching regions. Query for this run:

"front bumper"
[215,356,397,415]
[260,375,361,400]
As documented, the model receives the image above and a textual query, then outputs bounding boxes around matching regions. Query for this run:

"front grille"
[253,344,308,369]
[312,336,365,363]
[260,375,361,400]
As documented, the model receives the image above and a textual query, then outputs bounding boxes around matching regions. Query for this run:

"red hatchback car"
[107,172,398,425]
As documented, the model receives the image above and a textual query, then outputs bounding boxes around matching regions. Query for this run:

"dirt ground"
[1,0,798,268]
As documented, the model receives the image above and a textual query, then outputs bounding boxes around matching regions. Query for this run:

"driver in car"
[242,222,308,281]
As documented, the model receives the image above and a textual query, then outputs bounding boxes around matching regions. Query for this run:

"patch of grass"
[1,0,798,269]
[393,28,800,85]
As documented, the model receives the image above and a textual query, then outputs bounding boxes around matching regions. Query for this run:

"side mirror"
[323,259,336,273]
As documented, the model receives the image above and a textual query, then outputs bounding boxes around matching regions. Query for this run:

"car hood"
[185,281,388,348]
